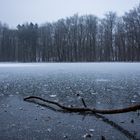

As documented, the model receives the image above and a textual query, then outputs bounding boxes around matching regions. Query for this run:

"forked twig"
[24,96,140,114]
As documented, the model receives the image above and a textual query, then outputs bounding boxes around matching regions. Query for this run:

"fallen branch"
[24,96,140,114]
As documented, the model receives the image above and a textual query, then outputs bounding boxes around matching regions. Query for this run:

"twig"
[24,96,139,140]
[81,97,87,108]
[24,96,140,114]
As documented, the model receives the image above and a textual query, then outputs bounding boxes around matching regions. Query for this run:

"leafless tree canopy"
[0,4,140,62]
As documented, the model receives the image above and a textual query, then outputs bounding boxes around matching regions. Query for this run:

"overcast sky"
[0,0,139,28]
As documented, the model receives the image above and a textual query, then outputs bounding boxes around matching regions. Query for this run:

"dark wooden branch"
[81,97,87,108]
[24,96,140,114]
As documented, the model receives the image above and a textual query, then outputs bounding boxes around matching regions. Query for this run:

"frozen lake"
[0,63,140,140]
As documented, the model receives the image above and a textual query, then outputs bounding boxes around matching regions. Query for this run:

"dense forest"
[0,4,140,62]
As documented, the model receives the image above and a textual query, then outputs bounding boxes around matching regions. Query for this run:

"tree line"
[0,4,140,62]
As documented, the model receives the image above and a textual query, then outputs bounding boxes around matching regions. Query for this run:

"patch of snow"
[47,128,52,132]
[49,94,57,98]
[96,79,109,82]
[91,92,98,95]
[89,129,95,132]
[131,100,137,103]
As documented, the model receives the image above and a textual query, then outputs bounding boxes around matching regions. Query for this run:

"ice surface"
[0,62,140,107]
[0,62,140,140]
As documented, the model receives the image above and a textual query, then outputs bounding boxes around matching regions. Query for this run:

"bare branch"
[24,96,140,114]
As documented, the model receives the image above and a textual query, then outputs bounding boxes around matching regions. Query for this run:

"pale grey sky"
[0,0,139,28]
